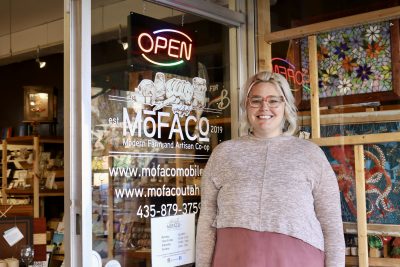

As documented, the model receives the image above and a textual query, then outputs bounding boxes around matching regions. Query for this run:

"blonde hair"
[240,71,298,136]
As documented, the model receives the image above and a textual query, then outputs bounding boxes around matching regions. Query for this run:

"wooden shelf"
[4,136,63,145]
[39,189,64,197]
[0,204,33,216]
[39,136,64,144]
[311,132,400,147]
[5,188,33,195]
[299,109,400,126]
[5,136,35,145]
[5,188,64,197]
[346,256,400,266]
[344,222,400,237]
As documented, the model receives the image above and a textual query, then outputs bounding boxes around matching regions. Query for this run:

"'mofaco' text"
[122,108,209,142]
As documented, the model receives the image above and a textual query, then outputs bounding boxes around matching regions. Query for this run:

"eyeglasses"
[247,95,284,108]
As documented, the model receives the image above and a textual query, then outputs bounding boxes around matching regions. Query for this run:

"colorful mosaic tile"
[301,122,400,224]
[301,21,393,99]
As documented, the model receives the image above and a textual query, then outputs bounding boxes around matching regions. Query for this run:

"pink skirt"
[211,228,325,267]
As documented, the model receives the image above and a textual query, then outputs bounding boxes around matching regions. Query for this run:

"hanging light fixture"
[118,24,128,50]
[36,46,46,68]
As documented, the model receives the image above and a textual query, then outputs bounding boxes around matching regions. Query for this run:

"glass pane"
[272,20,400,225]
[270,9,400,263]
[91,3,233,267]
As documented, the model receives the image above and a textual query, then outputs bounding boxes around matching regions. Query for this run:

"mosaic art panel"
[301,21,393,99]
[303,122,400,224]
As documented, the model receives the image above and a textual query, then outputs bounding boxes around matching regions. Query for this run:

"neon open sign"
[137,29,193,67]
[129,12,194,71]
[272,58,307,86]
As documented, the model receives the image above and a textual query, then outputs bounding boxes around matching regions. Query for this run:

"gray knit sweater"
[196,134,345,267]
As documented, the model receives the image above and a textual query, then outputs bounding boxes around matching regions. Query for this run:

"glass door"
[89,1,244,266]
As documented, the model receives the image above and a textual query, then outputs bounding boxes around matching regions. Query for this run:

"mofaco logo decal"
[133,72,207,117]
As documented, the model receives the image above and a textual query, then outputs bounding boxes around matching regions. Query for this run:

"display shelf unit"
[261,1,400,266]
[1,136,64,218]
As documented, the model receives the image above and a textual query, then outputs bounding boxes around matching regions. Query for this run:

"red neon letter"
[273,64,280,74]
[295,71,304,85]
[180,42,192,60]
[168,39,180,58]
[278,66,287,79]
[138,33,154,53]
[155,36,168,54]
[287,68,295,84]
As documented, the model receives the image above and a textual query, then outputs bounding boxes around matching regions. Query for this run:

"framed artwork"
[23,86,55,122]
[303,121,400,224]
[0,216,33,259]
[294,20,400,109]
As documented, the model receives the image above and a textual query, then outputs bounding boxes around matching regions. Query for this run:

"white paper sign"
[151,213,195,267]
[3,226,24,246]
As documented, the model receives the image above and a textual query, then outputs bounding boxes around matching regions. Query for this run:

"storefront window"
[270,2,400,263]
[91,3,234,266]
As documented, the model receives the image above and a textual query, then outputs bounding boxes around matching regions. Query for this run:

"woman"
[196,71,345,267]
